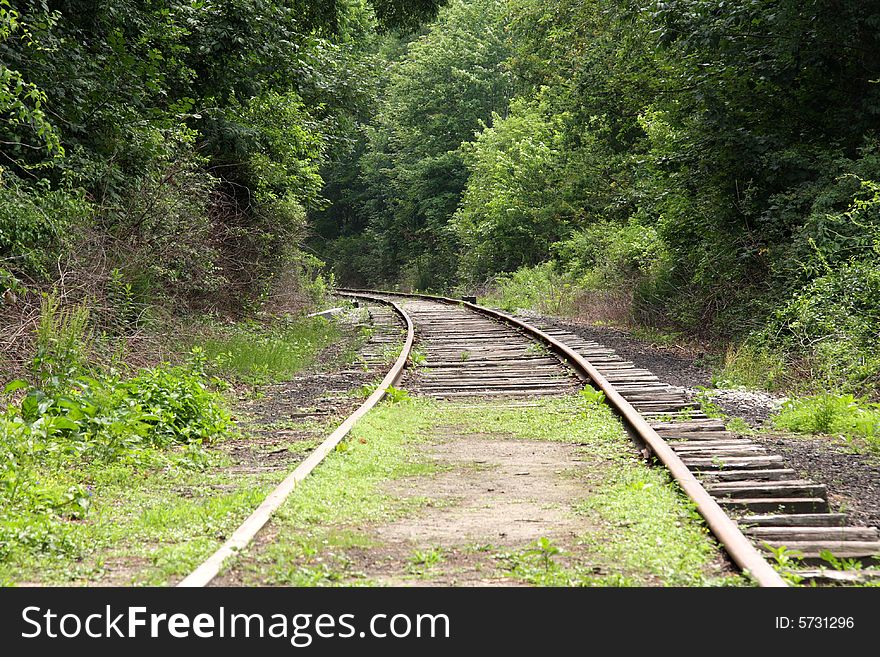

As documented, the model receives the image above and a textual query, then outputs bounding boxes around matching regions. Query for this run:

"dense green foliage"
[0,0,444,311]
[312,0,880,394]
[314,0,513,287]
[3,0,879,391]
[1,1,449,572]
[1,357,231,562]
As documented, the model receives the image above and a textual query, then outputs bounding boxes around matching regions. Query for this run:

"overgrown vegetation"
[772,394,880,453]
[0,346,232,569]
[227,395,740,586]
[184,317,340,384]
[1,1,446,373]
[0,1,445,581]
[310,0,880,398]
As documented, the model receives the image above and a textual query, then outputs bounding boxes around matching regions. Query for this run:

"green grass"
[715,343,787,391]
[0,454,286,585]
[228,399,443,585]
[439,397,741,586]
[187,316,340,383]
[630,325,684,347]
[227,395,741,587]
[525,342,549,356]
[1,311,350,585]
[573,467,739,586]
[726,417,755,435]
[693,387,726,419]
[492,539,635,587]
[408,546,445,577]
[772,393,880,453]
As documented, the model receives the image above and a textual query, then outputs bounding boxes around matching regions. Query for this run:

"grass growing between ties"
[444,396,742,586]
[225,398,443,586]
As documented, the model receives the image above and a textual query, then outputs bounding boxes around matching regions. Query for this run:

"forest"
[1,1,879,582]
[313,0,880,400]
[3,0,878,391]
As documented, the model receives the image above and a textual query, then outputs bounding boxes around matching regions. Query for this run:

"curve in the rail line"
[177,293,414,587]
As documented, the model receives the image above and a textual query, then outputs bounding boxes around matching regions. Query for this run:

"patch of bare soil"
[338,433,604,586]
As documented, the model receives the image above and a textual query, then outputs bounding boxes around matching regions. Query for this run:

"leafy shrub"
[480,262,581,316]
[0,176,89,280]
[383,385,411,404]
[113,365,232,448]
[0,362,232,560]
[761,259,880,392]
[772,393,880,452]
[554,218,666,289]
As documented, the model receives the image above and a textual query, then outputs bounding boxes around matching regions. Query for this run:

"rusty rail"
[336,288,788,587]
[177,293,414,587]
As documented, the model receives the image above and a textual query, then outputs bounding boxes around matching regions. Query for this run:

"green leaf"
[3,379,28,394]
[48,416,80,432]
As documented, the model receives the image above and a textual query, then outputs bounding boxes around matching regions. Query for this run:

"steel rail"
[336,288,788,587]
[177,293,414,587]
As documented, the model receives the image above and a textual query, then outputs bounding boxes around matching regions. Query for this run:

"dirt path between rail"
[348,433,598,586]
[215,396,738,587]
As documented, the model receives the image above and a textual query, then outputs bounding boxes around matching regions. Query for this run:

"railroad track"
[179,290,880,587]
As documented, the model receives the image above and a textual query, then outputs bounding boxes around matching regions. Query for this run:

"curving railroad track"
[179,290,880,587]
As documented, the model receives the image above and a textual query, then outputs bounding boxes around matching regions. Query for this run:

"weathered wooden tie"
[528,318,880,578]
[401,300,581,399]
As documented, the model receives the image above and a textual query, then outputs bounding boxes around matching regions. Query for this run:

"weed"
[33,293,92,386]
[630,325,683,347]
[693,387,725,419]
[106,268,143,331]
[580,386,606,405]
[819,550,863,571]
[525,343,549,356]
[725,417,754,435]
[186,316,339,384]
[383,385,411,404]
[459,350,471,361]
[407,546,444,575]
[765,545,804,585]
[409,348,428,368]
[380,342,404,363]
[772,393,880,453]
[355,378,382,398]
[716,344,786,392]
[526,537,561,570]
